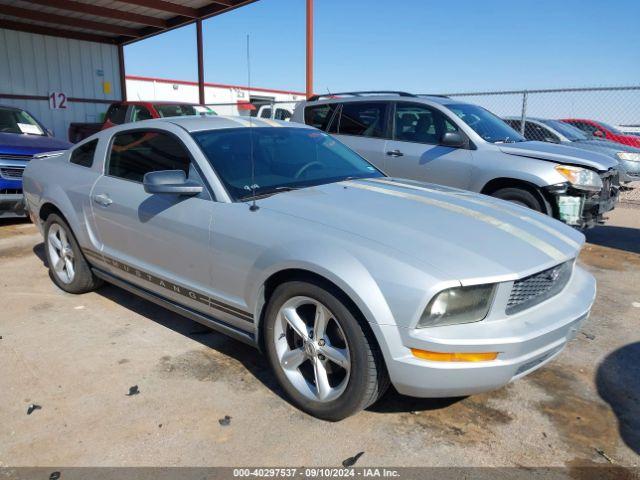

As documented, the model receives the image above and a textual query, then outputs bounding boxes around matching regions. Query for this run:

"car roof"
[128,115,315,133]
[303,94,468,107]
[0,104,24,111]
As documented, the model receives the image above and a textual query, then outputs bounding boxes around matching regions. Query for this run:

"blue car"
[1,105,71,217]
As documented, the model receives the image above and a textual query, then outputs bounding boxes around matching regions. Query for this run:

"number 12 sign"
[49,92,68,110]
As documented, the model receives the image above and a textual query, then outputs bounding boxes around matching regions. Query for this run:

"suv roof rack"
[417,94,450,98]
[307,91,416,102]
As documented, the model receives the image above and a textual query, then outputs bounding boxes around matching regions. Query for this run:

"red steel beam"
[2,5,139,37]
[21,0,168,28]
[0,18,116,43]
[306,0,314,99]
[196,19,205,105]
[115,0,199,18]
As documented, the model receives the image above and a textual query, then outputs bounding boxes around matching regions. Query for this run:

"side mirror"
[440,131,466,148]
[143,170,203,196]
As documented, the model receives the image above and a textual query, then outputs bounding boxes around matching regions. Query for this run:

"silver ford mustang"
[23,116,596,420]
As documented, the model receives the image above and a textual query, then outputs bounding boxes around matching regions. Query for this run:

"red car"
[561,118,640,148]
[102,101,215,130]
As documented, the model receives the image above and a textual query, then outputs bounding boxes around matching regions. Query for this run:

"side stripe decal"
[342,181,567,262]
[82,249,254,323]
[369,178,581,249]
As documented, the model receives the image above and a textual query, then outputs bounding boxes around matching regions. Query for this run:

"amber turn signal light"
[411,349,498,362]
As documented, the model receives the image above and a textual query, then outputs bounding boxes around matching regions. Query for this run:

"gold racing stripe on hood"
[369,178,581,250]
[259,119,283,127]
[343,180,568,262]
[229,117,282,128]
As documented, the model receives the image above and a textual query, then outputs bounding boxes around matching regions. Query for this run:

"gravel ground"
[0,210,638,469]
[620,181,640,205]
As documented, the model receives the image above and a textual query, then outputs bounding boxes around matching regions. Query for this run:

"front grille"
[0,154,33,161]
[506,261,573,315]
[0,167,25,179]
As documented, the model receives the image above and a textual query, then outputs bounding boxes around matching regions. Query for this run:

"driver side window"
[394,103,458,144]
[108,130,191,183]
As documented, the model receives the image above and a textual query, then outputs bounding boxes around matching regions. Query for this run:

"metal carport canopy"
[0,0,262,103]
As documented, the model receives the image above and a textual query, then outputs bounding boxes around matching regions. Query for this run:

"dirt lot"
[0,207,639,469]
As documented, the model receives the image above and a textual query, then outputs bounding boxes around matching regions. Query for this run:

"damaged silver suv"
[292,92,620,228]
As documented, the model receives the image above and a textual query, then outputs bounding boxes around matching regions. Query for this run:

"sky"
[124,0,640,95]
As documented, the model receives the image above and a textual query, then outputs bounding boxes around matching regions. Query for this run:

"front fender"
[247,241,397,329]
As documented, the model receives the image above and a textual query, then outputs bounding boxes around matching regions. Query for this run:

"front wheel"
[491,187,543,212]
[264,280,388,421]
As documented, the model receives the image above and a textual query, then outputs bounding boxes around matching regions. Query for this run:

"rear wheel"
[491,187,543,212]
[44,214,102,294]
[264,280,388,421]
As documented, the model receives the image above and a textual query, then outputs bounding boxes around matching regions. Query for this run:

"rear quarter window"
[70,139,98,167]
[304,104,337,131]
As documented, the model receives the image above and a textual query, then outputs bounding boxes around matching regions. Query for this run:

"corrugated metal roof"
[0,0,259,44]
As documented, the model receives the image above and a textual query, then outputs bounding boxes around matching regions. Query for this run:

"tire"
[43,213,102,294]
[264,279,389,421]
[491,187,543,212]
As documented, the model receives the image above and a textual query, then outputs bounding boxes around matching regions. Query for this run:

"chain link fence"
[441,86,640,195]
[440,86,640,141]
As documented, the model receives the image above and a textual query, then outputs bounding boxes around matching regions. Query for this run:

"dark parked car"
[0,105,71,217]
[504,117,640,183]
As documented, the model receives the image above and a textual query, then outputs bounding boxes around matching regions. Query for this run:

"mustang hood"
[499,141,618,171]
[261,178,585,284]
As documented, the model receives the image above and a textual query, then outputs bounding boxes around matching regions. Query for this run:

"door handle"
[93,193,113,207]
[386,149,404,157]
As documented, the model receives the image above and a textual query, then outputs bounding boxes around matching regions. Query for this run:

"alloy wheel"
[47,223,75,284]
[273,296,351,402]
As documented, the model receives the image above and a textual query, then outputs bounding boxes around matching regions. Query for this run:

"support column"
[118,44,127,101]
[196,19,205,105]
[306,0,314,99]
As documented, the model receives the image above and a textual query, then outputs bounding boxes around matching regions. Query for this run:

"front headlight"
[555,165,603,192]
[418,284,496,328]
[616,152,640,162]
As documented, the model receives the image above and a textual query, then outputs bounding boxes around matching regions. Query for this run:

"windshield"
[154,104,198,118]
[192,127,383,200]
[542,119,588,141]
[0,107,45,135]
[448,104,525,143]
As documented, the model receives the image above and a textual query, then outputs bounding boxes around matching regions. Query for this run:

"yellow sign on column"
[102,81,112,94]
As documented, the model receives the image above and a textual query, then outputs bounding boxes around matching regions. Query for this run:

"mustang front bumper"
[377,264,596,398]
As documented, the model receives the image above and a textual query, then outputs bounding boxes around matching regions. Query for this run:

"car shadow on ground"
[0,217,30,227]
[368,388,463,413]
[596,342,640,455]
[32,241,467,417]
[584,225,640,254]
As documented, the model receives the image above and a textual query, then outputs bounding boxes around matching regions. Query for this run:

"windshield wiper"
[241,185,300,201]
[494,137,520,144]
